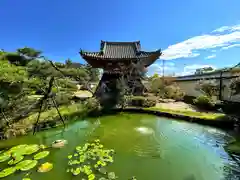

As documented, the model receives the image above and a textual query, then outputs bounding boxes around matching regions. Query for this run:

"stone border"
[112,107,235,130]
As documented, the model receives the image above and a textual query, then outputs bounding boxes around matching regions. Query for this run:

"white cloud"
[147,61,175,76]
[212,24,240,33]
[205,54,216,59]
[161,24,240,60]
[221,44,240,50]
[178,64,216,76]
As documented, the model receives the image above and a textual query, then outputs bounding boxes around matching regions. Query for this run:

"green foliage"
[55,78,78,90]
[63,68,90,83]
[195,67,214,74]
[130,96,156,107]
[229,76,240,95]
[66,140,136,179]
[0,47,99,132]
[149,76,176,96]
[85,64,100,82]
[84,98,101,112]
[55,92,73,106]
[65,58,72,68]
[150,78,164,95]
[0,167,16,178]
[195,79,219,97]
[0,143,53,178]
[193,95,215,110]
[0,60,28,83]
[163,83,185,101]
[17,47,42,59]
[27,60,61,79]
[34,151,50,160]
[2,53,29,66]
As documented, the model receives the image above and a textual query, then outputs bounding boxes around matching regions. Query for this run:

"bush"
[143,96,157,107]
[195,79,219,97]
[130,96,156,107]
[55,92,72,105]
[84,97,101,112]
[163,83,185,101]
[193,95,215,110]
[183,95,196,104]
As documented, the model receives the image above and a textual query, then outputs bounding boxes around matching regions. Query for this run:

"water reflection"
[0,113,239,180]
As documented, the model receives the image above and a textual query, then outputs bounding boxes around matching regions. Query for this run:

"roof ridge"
[101,41,141,44]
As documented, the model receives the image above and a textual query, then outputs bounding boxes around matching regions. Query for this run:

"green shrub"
[130,96,156,107]
[193,95,215,110]
[84,97,101,112]
[164,83,185,101]
[55,93,72,105]
[142,96,157,107]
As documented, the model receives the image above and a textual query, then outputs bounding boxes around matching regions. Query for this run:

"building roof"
[80,41,162,60]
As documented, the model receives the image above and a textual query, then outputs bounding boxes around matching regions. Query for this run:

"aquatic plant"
[39,144,47,149]
[66,139,136,180]
[37,162,53,172]
[22,178,31,180]
[23,144,39,155]
[7,144,28,154]
[0,143,54,179]
[0,153,11,162]
[8,155,24,165]
[34,151,50,160]
[4,144,39,156]
[0,167,16,178]
[16,160,38,171]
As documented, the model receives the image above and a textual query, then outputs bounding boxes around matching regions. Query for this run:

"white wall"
[175,71,240,102]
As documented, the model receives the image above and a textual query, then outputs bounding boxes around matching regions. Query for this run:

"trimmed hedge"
[129,96,157,107]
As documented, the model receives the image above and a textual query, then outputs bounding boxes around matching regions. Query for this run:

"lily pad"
[38,162,53,173]
[22,178,31,180]
[72,167,81,176]
[0,167,16,178]
[0,153,10,162]
[39,144,47,149]
[8,155,24,165]
[34,151,50,160]
[23,145,39,155]
[8,144,28,154]
[17,160,38,171]
[88,173,95,180]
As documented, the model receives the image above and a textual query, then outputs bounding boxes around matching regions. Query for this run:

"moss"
[144,107,226,120]
[3,103,92,139]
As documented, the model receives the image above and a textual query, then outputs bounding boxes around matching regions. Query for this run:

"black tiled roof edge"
[80,50,161,60]
[80,41,161,60]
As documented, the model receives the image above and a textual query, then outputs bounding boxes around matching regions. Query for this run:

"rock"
[52,140,67,148]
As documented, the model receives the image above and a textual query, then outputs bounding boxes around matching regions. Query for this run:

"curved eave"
[143,49,162,67]
[79,49,162,68]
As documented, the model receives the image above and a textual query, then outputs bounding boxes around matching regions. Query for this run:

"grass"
[15,103,86,127]
[144,107,226,120]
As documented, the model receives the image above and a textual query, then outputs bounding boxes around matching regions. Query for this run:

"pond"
[0,113,240,180]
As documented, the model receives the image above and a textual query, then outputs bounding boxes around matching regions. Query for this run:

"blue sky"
[1,0,240,76]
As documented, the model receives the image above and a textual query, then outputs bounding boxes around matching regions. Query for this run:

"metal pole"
[162,59,165,85]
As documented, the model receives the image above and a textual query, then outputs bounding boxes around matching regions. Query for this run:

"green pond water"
[0,113,240,180]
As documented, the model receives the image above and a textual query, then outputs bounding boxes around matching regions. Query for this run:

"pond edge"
[111,107,235,130]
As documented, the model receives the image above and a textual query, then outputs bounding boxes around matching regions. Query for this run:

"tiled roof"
[80,41,161,60]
